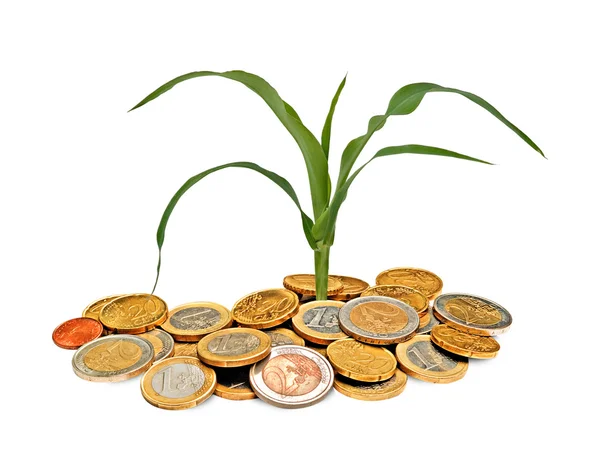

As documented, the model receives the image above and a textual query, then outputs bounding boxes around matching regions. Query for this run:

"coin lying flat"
[265,328,305,347]
[334,368,408,401]
[339,296,419,345]
[197,328,271,367]
[417,308,440,335]
[99,294,168,334]
[52,318,103,350]
[375,268,443,299]
[283,274,343,296]
[361,285,429,316]
[137,329,175,362]
[173,341,199,358]
[82,295,125,321]
[430,324,500,359]
[141,357,216,410]
[250,345,334,408]
[419,312,431,328]
[433,293,512,336]
[395,335,468,383]
[214,366,256,400]
[232,288,299,329]
[329,275,369,300]
[305,345,328,359]
[72,335,155,382]
[160,301,232,341]
[291,300,348,345]
[327,339,397,382]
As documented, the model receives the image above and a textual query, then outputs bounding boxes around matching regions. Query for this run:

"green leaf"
[321,75,347,160]
[151,161,317,293]
[130,70,329,218]
[336,82,545,191]
[323,144,492,245]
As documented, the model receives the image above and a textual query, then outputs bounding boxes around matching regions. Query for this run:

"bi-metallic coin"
[141,356,216,410]
[291,300,347,345]
[417,308,440,335]
[433,293,512,336]
[361,285,429,316]
[265,328,305,347]
[250,345,334,409]
[160,301,232,341]
[72,335,154,382]
[197,328,271,367]
[339,296,419,345]
[137,329,175,362]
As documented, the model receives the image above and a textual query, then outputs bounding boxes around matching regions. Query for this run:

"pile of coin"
[52,267,512,409]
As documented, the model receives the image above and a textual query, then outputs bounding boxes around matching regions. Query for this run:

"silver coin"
[338,296,420,344]
[249,345,334,408]
[72,334,154,382]
[417,308,440,335]
[137,329,175,362]
[433,293,512,336]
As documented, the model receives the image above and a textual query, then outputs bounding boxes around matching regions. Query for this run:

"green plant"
[130,71,544,299]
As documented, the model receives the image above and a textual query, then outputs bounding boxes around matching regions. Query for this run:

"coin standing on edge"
[327,338,397,382]
[214,366,256,400]
[334,368,408,401]
[375,268,443,299]
[160,301,232,341]
[433,293,512,336]
[430,324,500,359]
[339,296,419,345]
[329,275,369,300]
[232,288,299,329]
[361,285,429,316]
[52,317,103,350]
[265,328,305,347]
[197,328,271,367]
[99,294,168,334]
[82,295,125,321]
[137,329,175,362]
[72,335,155,382]
[283,274,343,296]
[141,357,216,410]
[395,335,468,383]
[292,300,348,345]
[250,345,334,409]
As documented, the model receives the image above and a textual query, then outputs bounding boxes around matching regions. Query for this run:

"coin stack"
[52,267,512,409]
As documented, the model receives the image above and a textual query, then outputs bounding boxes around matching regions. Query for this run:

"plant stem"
[314,246,331,300]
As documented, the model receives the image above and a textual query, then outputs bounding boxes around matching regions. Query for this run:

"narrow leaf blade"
[321,75,347,159]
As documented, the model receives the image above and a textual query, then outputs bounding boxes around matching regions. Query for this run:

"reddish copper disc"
[52,317,104,350]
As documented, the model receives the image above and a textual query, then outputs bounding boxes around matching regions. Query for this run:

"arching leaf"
[321,74,347,159]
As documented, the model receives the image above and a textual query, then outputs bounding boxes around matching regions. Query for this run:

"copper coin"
[52,318,104,350]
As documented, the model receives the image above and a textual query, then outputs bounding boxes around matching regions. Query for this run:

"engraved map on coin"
[302,306,341,334]
[169,307,221,330]
[262,354,322,397]
[266,332,294,346]
[406,340,457,372]
[446,297,502,326]
[234,293,295,322]
[151,363,205,399]
[207,333,260,356]
[83,340,142,372]
[349,301,408,334]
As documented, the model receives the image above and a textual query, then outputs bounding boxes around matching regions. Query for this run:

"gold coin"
[141,357,216,410]
[375,268,443,299]
[291,300,347,345]
[419,312,431,328]
[265,328,305,346]
[137,329,175,362]
[430,324,500,359]
[395,335,468,383]
[361,285,429,316]
[82,294,125,321]
[283,274,343,296]
[327,338,397,382]
[160,301,232,341]
[329,275,369,300]
[333,368,408,401]
[197,328,271,367]
[214,366,256,400]
[232,288,299,329]
[305,344,328,359]
[173,341,199,358]
[99,294,168,334]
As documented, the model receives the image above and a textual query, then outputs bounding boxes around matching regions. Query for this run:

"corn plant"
[130,71,544,299]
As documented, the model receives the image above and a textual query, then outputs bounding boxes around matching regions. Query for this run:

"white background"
[1,1,598,458]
